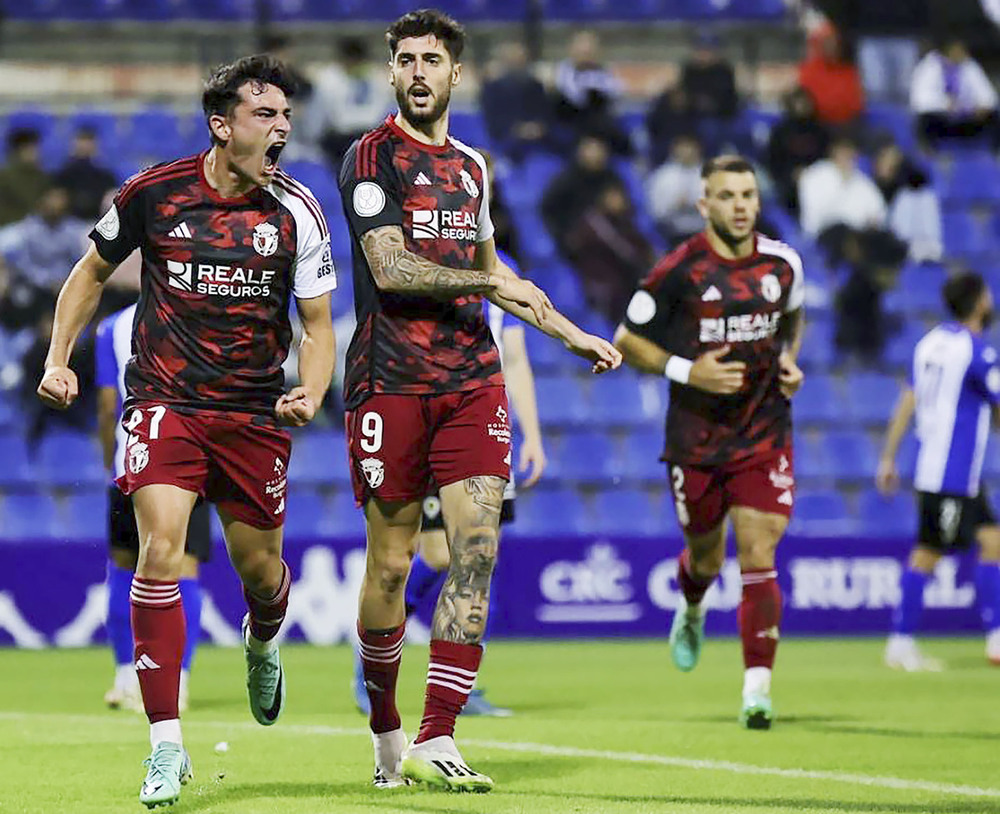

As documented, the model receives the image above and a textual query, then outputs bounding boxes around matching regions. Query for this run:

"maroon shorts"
[667,448,794,536]
[116,402,290,530]
[346,385,511,506]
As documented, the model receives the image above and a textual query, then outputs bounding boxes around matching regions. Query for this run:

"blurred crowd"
[3,0,1000,444]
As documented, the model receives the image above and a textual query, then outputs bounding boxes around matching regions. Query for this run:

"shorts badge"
[360,457,385,489]
[128,442,149,475]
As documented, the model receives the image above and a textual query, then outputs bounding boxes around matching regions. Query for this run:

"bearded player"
[339,9,620,792]
[614,155,804,729]
[38,56,337,807]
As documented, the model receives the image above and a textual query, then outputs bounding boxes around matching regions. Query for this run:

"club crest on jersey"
[128,441,150,475]
[252,222,279,257]
[760,274,781,304]
[360,457,385,489]
[459,168,479,198]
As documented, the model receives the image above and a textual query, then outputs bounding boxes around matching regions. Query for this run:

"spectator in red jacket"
[798,22,865,126]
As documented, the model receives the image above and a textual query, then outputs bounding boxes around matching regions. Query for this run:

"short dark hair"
[7,128,39,151]
[943,271,987,320]
[701,154,755,179]
[202,55,297,146]
[386,8,466,63]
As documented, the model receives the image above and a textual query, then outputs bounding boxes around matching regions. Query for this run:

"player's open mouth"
[263,141,285,175]
[410,85,432,103]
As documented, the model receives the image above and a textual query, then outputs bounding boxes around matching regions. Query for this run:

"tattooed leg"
[434,476,505,645]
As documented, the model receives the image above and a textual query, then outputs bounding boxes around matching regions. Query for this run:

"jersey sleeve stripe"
[118,156,199,206]
[272,175,328,239]
[355,129,390,179]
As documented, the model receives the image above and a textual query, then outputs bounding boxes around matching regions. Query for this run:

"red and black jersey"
[89,152,336,417]
[338,114,503,410]
[623,232,805,467]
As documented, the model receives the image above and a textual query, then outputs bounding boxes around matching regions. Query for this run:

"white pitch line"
[2,711,998,799]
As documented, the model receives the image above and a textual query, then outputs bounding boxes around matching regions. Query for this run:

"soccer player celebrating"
[37,56,337,808]
[614,155,804,730]
[96,301,211,715]
[338,9,620,791]
[877,272,1000,669]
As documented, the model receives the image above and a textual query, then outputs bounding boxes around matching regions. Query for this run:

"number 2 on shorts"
[360,411,383,453]
[672,465,691,528]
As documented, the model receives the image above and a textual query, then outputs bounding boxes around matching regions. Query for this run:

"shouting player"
[37,56,337,808]
[614,155,804,729]
[97,301,211,715]
[877,272,1000,669]
[339,9,620,792]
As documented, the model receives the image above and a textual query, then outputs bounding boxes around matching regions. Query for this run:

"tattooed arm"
[361,224,497,297]
[433,475,505,645]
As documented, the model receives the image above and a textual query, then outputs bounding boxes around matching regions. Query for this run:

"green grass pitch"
[2,638,998,813]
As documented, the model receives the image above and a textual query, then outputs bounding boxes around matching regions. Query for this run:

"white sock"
[743,666,771,699]
[150,719,183,748]
[887,634,916,650]
[115,664,138,690]
[245,626,278,655]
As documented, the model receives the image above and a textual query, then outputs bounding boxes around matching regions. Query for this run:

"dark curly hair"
[202,54,297,146]
[386,8,466,63]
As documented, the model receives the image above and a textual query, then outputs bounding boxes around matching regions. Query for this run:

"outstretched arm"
[38,242,117,409]
[876,386,916,495]
[480,241,620,373]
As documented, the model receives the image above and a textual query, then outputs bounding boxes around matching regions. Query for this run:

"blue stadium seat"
[942,211,989,261]
[504,153,562,209]
[864,103,917,152]
[942,153,1000,205]
[589,488,661,535]
[288,431,349,487]
[796,316,835,370]
[524,328,569,373]
[2,492,61,540]
[790,490,855,537]
[885,323,927,369]
[616,429,667,482]
[0,433,36,488]
[825,429,878,481]
[61,490,109,540]
[282,489,327,538]
[795,435,832,482]
[795,374,841,425]
[515,214,559,265]
[536,374,589,426]
[845,372,901,425]
[325,490,366,538]
[549,429,616,482]
[894,262,947,315]
[36,431,104,488]
[66,109,122,162]
[448,111,490,150]
[857,489,916,537]
[589,374,655,427]
[512,487,589,536]
[122,108,182,164]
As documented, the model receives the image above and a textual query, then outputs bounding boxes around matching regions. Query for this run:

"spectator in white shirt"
[647,134,704,246]
[911,37,1000,151]
[798,135,887,238]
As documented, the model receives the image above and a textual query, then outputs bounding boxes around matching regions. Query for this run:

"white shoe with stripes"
[371,728,409,789]
[401,735,493,793]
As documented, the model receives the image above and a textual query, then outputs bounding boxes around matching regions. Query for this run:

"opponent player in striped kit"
[339,10,619,792]
[38,56,337,808]
[615,155,805,729]
[877,271,1000,669]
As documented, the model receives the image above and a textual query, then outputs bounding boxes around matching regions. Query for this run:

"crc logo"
[537,544,640,624]
[412,209,478,241]
[252,222,279,257]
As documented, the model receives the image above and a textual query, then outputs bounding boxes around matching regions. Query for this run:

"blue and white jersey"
[95,304,137,481]
[912,323,1000,496]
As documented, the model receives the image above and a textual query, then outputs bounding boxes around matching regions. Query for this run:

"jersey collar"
[385,114,450,154]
